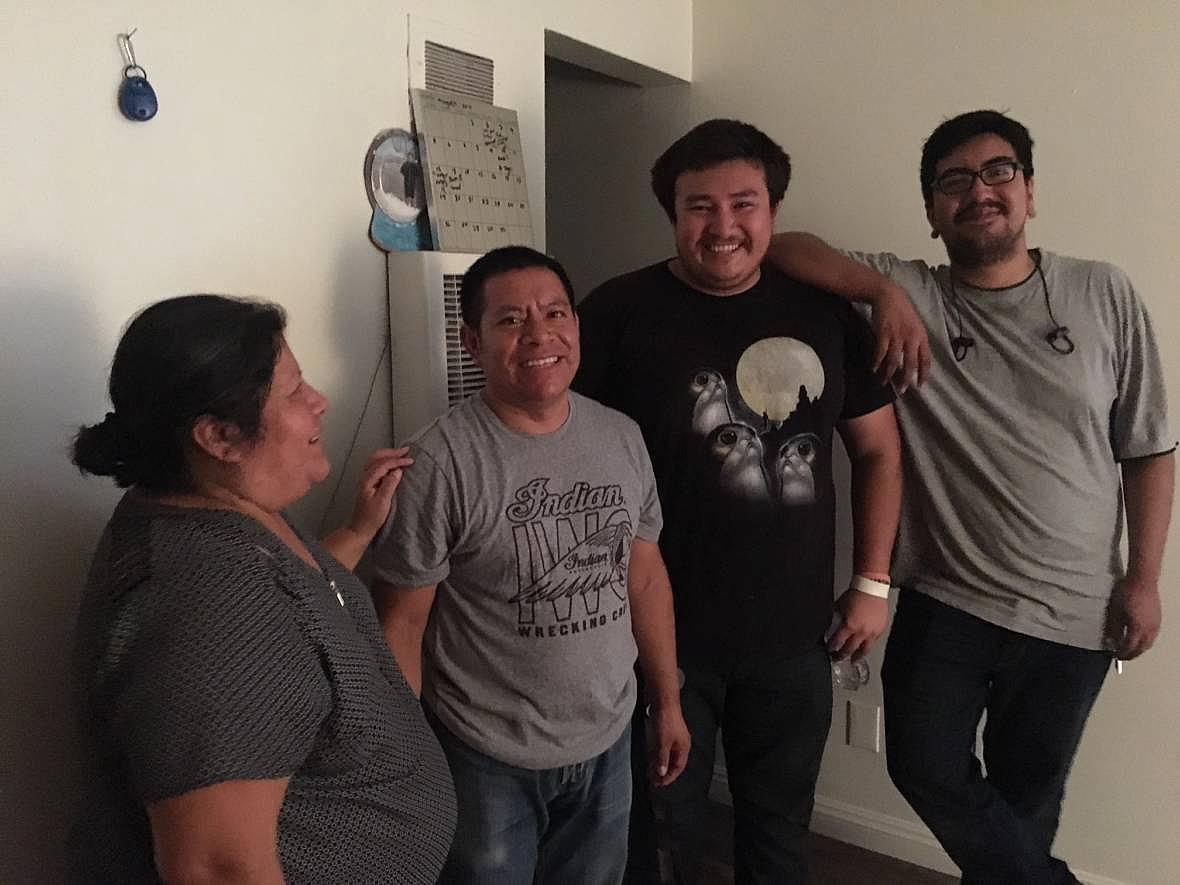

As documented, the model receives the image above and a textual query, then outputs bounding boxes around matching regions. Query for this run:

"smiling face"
[462,266,580,431]
[926,133,1036,269]
[672,159,778,296]
[234,338,331,507]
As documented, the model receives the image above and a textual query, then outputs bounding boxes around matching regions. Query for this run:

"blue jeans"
[431,711,632,885]
[650,644,833,885]
[883,589,1111,885]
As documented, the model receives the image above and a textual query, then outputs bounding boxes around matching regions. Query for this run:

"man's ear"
[925,203,940,239]
[191,415,248,463]
[460,323,482,363]
[1026,176,1036,219]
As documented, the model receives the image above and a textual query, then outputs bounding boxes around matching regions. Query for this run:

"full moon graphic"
[735,337,825,420]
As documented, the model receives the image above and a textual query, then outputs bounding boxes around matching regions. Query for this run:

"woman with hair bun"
[67,294,455,884]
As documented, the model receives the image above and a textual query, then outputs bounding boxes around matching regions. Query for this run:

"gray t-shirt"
[853,250,1173,649]
[373,391,662,769]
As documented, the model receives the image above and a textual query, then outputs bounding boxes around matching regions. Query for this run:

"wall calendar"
[410,88,535,252]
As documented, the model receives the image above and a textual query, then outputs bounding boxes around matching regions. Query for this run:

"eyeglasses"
[931,160,1024,196]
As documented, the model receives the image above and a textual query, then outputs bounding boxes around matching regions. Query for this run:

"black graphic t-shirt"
[575,261,892,665]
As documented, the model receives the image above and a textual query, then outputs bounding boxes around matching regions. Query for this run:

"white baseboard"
[810,793,959,876]
[709,767,1127,885]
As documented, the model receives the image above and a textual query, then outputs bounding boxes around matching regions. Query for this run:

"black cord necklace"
[943,252,1075,362]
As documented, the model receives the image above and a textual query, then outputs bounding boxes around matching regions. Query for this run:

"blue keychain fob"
[118,65,157,121]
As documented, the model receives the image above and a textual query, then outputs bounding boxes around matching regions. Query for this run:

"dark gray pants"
[883,589,1110,885]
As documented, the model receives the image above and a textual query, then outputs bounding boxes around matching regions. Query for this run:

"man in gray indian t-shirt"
[371,246,690,885]
[768,110,1174,883]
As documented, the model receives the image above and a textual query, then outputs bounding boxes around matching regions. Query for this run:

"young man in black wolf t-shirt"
[574,119,901,884]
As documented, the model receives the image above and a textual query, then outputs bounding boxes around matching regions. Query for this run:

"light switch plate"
[847,700,882,752]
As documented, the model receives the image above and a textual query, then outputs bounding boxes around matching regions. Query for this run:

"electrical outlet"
[847,700,882,752]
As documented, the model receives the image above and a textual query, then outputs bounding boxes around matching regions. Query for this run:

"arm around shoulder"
[767,233,931,389]
[767,232,899,303]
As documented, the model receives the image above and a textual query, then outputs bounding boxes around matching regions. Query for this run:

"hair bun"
[71,410,146,486]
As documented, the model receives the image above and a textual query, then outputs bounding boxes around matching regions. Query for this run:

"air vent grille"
[442,272,486,405]
[424,41,494,103]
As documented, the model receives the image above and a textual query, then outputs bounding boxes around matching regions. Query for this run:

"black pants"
[883,590,1110,885]
[630,644,832,885]
[625,692,661,884]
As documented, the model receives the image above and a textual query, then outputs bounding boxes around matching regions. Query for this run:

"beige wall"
[0,3,689,881]
[550,2,1179,883]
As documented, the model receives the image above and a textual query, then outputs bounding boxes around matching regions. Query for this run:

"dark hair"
[72,294,287,492]
[920,110,1035,205]
[650,119,792,221]
[459,245,576,327]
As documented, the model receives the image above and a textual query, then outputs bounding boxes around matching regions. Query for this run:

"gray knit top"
[67,493,456,883]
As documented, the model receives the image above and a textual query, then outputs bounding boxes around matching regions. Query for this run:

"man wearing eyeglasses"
[765,109,1175,884]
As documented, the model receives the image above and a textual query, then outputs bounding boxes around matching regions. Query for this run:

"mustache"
[954,200,1006,223]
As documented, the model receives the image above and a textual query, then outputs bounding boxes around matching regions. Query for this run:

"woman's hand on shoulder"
[348,447,414,539]
[322,447,414,570]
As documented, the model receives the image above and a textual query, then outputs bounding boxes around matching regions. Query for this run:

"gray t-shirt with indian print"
[372,391,662,769]
[853,249,1173,650]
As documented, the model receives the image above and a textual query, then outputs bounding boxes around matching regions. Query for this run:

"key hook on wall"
[117,28,141,72]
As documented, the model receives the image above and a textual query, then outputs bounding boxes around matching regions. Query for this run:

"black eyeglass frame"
[930,160,1025,196]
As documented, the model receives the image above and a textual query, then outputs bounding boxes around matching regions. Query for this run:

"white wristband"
[849,575,891,599]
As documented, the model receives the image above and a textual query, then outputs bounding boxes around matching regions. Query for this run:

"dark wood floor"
[676,801,955,884]
[809,834,954,885]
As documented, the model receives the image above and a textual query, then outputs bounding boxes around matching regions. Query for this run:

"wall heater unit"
[387,251,485,441]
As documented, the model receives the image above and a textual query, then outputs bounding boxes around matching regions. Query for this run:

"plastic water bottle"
[831,657,870,690]
[826,611,870,690]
